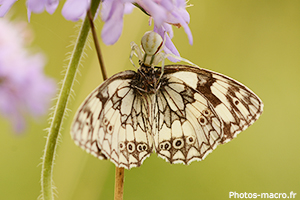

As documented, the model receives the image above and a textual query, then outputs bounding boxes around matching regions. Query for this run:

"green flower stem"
[40,0,101,199]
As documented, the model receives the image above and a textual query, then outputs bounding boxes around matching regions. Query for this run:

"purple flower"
[139,0,193,56]
[27,0,59,20]
[0,18,56,133]
[0,0,59,20]
[101,0,192,56]
[1,0,193,59]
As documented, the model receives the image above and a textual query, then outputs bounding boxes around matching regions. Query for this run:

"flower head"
[1,0,193,59]
[141,0,192,56]
[0,18,56,133]
[101,0,192,57]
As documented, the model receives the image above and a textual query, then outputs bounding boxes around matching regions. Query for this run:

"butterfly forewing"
[207,71,263,142]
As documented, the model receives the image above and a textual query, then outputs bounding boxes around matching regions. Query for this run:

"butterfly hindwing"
[71,70,154,169]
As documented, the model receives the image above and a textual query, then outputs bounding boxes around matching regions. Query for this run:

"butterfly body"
[72,63,263,169]
[130,64,161,94]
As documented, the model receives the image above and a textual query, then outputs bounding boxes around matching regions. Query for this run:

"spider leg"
[157,53,166,84]
[130,42,143,70]
[164,53,198,67]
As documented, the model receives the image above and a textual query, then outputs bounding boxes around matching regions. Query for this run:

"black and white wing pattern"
[71,31,263,169]
[71,64,263,169]
[153,65,263,164]
[71,70,154,169]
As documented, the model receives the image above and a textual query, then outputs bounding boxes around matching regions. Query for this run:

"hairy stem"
[40,0,101,199]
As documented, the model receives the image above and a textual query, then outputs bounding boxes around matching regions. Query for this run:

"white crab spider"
[130,31,197,78]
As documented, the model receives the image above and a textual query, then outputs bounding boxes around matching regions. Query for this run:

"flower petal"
[26,0,45,13]
[171,11,193,44]
[62,0,90,21]
[124,2,134,14]
[137,0,167,27]
[0,0,17,17]
[101,10,124,44]
[101,0,114,21]
[46,0,59,14]
[101,1,131,45]
[154,25,180,62]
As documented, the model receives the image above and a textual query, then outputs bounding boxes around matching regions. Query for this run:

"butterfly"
[71,31,263,169]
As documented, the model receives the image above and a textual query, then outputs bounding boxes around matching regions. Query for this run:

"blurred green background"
[1,0,300,199]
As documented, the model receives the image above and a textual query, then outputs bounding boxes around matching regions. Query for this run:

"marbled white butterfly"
[71,31,263,169]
